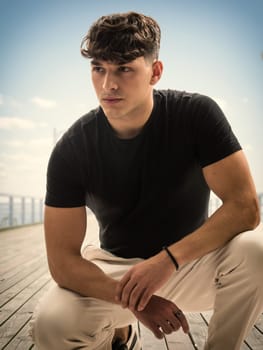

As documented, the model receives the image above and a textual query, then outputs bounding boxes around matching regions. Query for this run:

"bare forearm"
[48,254,119,304]
[167,198,260,267]
[44,206,119,303]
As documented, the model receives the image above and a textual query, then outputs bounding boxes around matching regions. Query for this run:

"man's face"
[90,56,157,123]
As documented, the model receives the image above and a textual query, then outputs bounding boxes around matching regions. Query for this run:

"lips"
[102,96,122,100]
[102,97,123,104]
[104,98,121,101]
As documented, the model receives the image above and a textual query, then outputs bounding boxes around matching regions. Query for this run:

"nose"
[102,72,118,91]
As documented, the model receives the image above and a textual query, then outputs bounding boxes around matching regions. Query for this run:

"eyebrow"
[90,59,102,66]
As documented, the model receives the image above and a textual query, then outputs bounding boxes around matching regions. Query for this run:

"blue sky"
[0,0,262,197]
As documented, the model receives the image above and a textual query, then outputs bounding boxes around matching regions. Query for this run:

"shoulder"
[56,107,100,149]
[49,107,101,170]
[154,89,193,103]
[153,89,223,125]
[154,89,218,109]
[66,107,100,140]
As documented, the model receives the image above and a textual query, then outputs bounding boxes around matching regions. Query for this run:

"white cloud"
[0,117,47,130]
[39,122,48,127]
[29,137,53,148]
[4,140,24,148]
[0,150,49,197]
[0,94,22,108]
[1,152,49,171]
[31,96,57,109]
[0,117,36,129]
[3,137,53,151]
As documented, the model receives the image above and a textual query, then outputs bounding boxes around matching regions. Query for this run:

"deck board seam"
[0,278,51,327]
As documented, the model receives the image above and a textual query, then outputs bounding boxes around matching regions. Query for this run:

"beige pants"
[30,224,263,350]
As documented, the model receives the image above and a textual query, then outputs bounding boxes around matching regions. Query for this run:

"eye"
[92,66,105,73]
[118,66,132,73]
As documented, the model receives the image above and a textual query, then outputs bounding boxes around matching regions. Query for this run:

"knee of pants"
[30,286,114,343]
[225,227,263,285]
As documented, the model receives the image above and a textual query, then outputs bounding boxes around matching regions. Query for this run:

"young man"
[30,12,263,350]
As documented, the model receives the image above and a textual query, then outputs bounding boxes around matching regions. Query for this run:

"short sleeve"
[45,137,86,208]
[192,95,242,167]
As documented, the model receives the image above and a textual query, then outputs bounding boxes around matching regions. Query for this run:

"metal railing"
[0,192,262,230]
[0,193,44,229]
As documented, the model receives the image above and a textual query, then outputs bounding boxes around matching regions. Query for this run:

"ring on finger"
[174,310,183,318]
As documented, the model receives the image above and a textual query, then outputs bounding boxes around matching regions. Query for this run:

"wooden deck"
[0,215,263,350]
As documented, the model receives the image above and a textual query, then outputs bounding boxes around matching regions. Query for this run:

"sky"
[0,0,262,199]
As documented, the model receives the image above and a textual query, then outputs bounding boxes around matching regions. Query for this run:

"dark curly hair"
[80,12,161,64]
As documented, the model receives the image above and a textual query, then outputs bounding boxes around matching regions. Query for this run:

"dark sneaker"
[112,323,142,350]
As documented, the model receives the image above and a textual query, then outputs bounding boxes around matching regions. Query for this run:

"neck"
[108,95,154,139]
[114,124,145,139]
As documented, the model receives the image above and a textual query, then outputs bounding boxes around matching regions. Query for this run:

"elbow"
[47,254,83,289]
[49,268,71,290]
[242,195,261,230]
[47,257,68,288]
[48,265,63,286]
[49,268,63,286]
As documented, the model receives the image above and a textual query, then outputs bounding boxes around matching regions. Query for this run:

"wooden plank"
[0,272,51,326]
[0,252,43,275]
[0,225,47,297]
[200,311,253,350]
[0,225,52,349]
[0,279,53,348]
[0,246,45,279]
[0,225,44,250]
[254,313,263,333]
[0,232,44,272]
[140,324,167,349]
[0,225,45,276]
[0,265,48,308]
[244,327,263,350]
[0,256,47,294]
[2,321,34,350]
[187,313,208,349]
[2,281,55,350]
[0,254,45,283]
[165,327,195,349]
[0,246,26,266]
[140,312,207,350]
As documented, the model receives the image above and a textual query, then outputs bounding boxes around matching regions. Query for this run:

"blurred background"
[0,0,262,226]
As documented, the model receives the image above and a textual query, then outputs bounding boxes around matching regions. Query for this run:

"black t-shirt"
[45,90,241,258]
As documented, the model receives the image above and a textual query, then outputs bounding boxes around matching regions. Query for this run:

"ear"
[150,60,163,85]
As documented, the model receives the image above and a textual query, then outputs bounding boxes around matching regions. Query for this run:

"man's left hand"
[115,252,175,311]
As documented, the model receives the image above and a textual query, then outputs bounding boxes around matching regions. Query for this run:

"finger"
[166,318,181,332]
[120,279,138,308]
[115,272,131,302]
[174,309,189,333]
[152,326,163,339]
[169,317,181,332]
[128,285,146,311]
[137,288,152,311]
[159,320,176,334]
